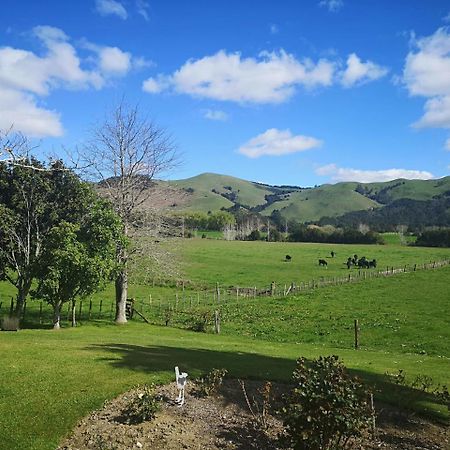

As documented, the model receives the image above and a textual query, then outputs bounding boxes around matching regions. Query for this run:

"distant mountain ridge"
[167,172,450,225]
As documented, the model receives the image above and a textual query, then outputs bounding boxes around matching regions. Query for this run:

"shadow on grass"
[88,343,449,425]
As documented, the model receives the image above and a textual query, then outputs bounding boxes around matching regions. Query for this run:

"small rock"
[136,442,143,448]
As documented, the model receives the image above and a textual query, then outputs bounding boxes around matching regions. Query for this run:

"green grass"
[1,240,450,450]
[178,239,450,287]
[1,318,448,450]
[262,183,380,221]
[167,173,450,219]
[169,172,272,212]
[381,232,416,245]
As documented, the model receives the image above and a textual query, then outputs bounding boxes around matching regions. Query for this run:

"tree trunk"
[71,299,77,327]
[115,267,128,324]
[53,301,62,330]
[14,277,32,318]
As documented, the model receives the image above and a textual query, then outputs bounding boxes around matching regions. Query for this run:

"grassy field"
[1,317,448,450]
[1,240,449,450]
[178,238,450,287]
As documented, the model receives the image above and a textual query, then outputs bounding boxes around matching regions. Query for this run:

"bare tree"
[83,100,178,324]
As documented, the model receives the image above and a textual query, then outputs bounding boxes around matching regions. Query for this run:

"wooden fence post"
[214,310,221,334]
[216,282,220,303]
[99,300,103,318]
[354,319,359,350]
[39,302,43,324]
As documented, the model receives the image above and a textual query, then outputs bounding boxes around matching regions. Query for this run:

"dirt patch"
[58,380,449,450]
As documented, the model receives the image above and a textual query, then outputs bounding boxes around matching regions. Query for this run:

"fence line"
[1,259,448,327]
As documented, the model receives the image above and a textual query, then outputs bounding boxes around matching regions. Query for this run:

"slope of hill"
[166,173,450,224]
[169,173,276,212]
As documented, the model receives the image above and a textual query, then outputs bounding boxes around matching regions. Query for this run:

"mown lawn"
[0,321,449,450]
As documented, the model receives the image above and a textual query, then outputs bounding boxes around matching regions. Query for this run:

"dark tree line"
[319,197,450,232]
[415,229,450,248]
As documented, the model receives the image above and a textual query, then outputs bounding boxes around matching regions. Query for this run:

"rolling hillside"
[167,173,450,223]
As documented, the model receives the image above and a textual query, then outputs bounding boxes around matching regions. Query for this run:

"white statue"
[174,366,188,407]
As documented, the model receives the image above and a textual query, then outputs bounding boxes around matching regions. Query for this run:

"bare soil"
[58,380,449,450]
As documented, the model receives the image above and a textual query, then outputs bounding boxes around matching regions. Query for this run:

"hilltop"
[166,173,450,225]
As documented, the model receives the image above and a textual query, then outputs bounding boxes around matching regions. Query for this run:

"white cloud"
[143,50,336,104]
[270,24,279,35]
[95,0,127,19]
[316,164,434,182]
[0,25,136,137]
[414,95,450,128]
[136,0,150,21]
[319,0,343,12]
[203,109,229,121]
[403,27,450,131]
[0,88,63,137]
[340,53,388,87]
[444,13,450,23]
[238,128,322,158]
[98,46,131,75]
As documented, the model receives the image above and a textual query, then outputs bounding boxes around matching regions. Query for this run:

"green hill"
[166,173,450,223]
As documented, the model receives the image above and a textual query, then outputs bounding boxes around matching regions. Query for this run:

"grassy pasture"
[1,239,449,450]
[178,238,450,288]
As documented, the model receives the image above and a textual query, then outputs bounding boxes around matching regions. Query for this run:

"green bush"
[281,355,372,450]
[123,384,160,424]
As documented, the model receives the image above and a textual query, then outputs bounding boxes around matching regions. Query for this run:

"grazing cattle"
[346,257,353,269]
[369,259,377,268]
[318,259,328,267]
[358,260,369,269]
[330,251,335,258]
[285,255,292,262]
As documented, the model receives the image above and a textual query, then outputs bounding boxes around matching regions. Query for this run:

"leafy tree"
[32,201,123,329]
[0,159,96,318]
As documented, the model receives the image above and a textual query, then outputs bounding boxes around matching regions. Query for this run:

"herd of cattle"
[285,253,378,269]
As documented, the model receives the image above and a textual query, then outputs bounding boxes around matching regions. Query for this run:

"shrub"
[197,368,228,396]
[281,355,372,450]
[123,384,160,424]
[1,316,20,331]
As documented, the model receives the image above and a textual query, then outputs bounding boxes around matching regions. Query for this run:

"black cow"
[285,255,292,262]
[318,259,328,267]
[369,259,377,268]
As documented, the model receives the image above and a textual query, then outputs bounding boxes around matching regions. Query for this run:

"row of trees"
[0,158,123,328]
[1,100,177,328]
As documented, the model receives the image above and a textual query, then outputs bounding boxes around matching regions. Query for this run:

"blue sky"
[1,0,450,186]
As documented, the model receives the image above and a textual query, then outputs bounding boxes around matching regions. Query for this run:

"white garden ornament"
[174,366,188,406]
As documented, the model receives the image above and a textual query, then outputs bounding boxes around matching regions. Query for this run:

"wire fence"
[1,258,449,329]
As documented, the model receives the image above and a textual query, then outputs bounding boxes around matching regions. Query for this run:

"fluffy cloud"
[0,25,135,137]
[403,27,450,130]
[95,0,127,19]
[340,53,388,87]
[143,50,336,103]
[319,0,344,12]
[98,46,131,75]
[238,128,322,158]
[0,88,63,137]
[143,49,387,103]
[316,164,434,182]
[203,109,229,121]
